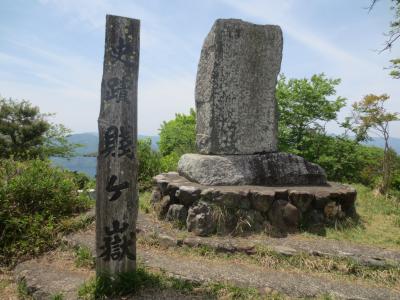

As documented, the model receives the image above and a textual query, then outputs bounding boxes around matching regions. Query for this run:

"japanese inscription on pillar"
[96,15,140,275]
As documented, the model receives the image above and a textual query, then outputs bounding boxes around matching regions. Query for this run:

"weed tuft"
[74,246,94,268]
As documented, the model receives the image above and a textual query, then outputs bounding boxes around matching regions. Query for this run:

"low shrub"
[137,138,162,191]
[0,158,92,266]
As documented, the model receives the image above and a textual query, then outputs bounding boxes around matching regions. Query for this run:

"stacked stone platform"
[152,172,356,236]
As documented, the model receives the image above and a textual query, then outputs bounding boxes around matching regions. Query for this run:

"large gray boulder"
[178,153,327,186]
[196,19,283,155]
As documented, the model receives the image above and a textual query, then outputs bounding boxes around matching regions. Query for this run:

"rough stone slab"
[14,253,93,300]
[140,247,400,300]
[178,153,327,186]
[196,19,282,155]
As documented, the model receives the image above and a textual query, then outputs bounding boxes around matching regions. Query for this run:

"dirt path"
[12,213,400,299]
[15,230,400,299]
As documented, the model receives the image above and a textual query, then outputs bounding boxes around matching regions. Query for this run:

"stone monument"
[152,19,356,236]
[96,15,139,275]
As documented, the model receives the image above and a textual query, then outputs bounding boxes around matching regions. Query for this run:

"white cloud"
[220,0,371,67]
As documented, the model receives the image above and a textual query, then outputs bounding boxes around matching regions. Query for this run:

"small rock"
[274,188,289,200]
[153,176,169,195]
[339,188,357,216]
[187,201,216,236]
[176,185,201,206]
[250,190,274,212]
[158,234,179,248]
[273,245,298,256]
[324,201,340,219]
[200,188,218,201]
[154,195,173,220]
[166,204,188,224]
[305,209,325,225]
[150,188,162,204]
[214,190,251,209]
[313,190,332,209]
[245,209,264,231]
[166,183,180,201]
[268,200,300,232]
[289,190,314,212]
[282,202,300,228]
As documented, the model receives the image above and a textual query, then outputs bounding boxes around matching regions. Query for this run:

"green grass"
[17,280,32,299]
[77,265,282,300]
[139,192,152,214]
[0,207,94,267]
[0,158,95,267]
[175,242,400,289]
[252,245,400,288]
[303,184,400,249]
[78,266,198,299]
[50,293,64,300]
[74,246,94,268]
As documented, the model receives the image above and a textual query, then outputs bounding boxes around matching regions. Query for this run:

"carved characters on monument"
[96,15,139,274]
[101,125,134,159]
[104,76,132,103]
[109,35,137,66]
[106,175,129,201]
[99,220,136,261]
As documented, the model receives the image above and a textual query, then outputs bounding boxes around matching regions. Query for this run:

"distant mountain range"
[51,132,400,177]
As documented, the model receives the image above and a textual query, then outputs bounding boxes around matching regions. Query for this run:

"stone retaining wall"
[152,172,357,236]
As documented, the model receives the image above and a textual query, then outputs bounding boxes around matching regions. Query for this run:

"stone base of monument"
[178,153,327,186]
[151,172,356,236]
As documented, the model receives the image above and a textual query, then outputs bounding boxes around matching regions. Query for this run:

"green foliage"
[389,58,400,79]
[158,109,196,156]
[275,74,400,190]
[134,110,196,190]
[74,246,94,268]
[50,293,64,300]
[307,184,400,249]
[0,97,78,160]
[17,280,31,299]
[137,138,162,191]
[139,192,152,214]
[78,267,195,299]
[370,0,400,78]
[276,74,346,152]
[159,151,180,172]
[299,134,387,185]
[386,0,400,79]
[0,159,92,266]
[350,94,399,193]
[68,171,92,190]
[78,266,268,300]
[351,94,398,142]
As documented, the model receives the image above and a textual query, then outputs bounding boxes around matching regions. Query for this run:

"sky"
[0,0,399,137]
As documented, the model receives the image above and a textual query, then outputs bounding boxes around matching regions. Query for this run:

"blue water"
[52,156,97,177]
